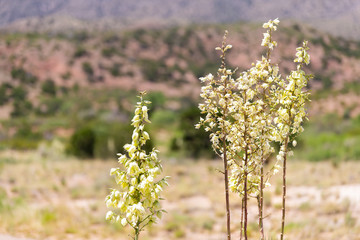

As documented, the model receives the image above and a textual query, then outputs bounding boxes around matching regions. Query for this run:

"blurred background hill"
[1,0,360,39]
[0,0,359,161]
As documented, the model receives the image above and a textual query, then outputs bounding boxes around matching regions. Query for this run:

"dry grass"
[0,150,359,240]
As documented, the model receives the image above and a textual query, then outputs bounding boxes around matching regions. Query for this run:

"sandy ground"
[0,235,33,240]
[0,150,360,240]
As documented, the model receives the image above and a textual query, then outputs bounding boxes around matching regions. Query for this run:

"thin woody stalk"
[197,32,233,240]
[280,137,289,240]
[220,97,231,240]
[280,55,309,239]
[220,32,232,240]
[223,135,231,240]
[258,157,265,240]
[240,198,244,240]
[244,147,248,240]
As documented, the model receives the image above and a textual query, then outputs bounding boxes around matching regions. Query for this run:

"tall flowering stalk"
[197,18,311,239]
[227,19,281,240]
[105,92,168,240]
[256,18,281,240]
[274,41,311,240]
[196,31,235,240]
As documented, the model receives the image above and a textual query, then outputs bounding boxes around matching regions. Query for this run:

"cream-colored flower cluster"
[197,17,311,208]
[196,31,237,157]
[273,40,311,163]
[105,93,168,234]
[261,18,279,50]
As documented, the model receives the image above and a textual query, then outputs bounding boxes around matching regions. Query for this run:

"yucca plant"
[105,92,168,240]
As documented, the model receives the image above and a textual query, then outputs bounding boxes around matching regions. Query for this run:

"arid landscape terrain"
[1,1,360,240]
[0,149,360,240]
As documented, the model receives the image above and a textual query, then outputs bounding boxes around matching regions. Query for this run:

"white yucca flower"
[105,92,168,239]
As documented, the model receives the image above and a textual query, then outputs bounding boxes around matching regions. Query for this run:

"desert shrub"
[94,123,154,159]
[11,86,27,101]
[178,106,213,158]
[11,67,38,85]
[82,62,94,76]
[138,59,170,82]
[103,33,120,44]
[11,100,32,118]
[73,47,88,58]
[102,47,117,58]
[36,98,63,116]
[109,63,122,77]
[68,125,96,158]
[93,124,131,159]
[68,122,154,159]
[41,79,57,96]
[0,84,11,105]
[73,31,89,42]
[61,71,72,81]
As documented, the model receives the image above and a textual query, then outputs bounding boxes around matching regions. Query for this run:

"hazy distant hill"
[1,22,360,119]
[0,0,360,39]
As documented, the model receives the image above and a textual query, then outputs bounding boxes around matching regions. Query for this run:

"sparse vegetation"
[0,14,360,240]
[41,79,57,96]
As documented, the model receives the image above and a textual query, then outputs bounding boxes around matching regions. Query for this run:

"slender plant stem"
[223,138,231,240]
[280,138,289,240]
[134,227,140,240]
[220,39,231,240]
[259,158,265,240]
[244,147,248,240]
[240,197,244,240]
[222,90,231,240]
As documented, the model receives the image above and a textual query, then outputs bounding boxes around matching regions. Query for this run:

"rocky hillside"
[1,0,360,39]
[0,22,360,119]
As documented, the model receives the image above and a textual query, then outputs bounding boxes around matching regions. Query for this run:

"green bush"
[82,62,94,76]
[61,71,72,81]
[11,86,27,101]
[73,47,88,58]
[68,126,96,158]
[0,84,10,105]
[177,106,213,158]
[11,100,32,118]
[11,67,38,85]
[68,122,154,159]
[94,123,154,159]
[36,98,63,116]
[109,63,122,77]
[41,79,57,96]
[138,59,170,82]
[102,47,117,58]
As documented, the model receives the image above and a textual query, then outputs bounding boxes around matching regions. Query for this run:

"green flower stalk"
[105,92,168,240]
